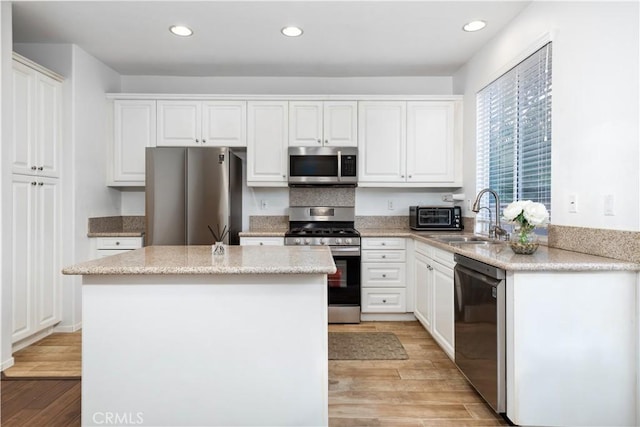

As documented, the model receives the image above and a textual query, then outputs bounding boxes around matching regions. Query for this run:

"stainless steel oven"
[454,254,506,413]
[285,206,361,323]
[288,147,357,187]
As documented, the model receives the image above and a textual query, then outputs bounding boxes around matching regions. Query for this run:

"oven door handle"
[330,246,360,256]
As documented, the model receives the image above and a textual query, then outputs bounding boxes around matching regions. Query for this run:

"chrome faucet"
[472,188,509,240]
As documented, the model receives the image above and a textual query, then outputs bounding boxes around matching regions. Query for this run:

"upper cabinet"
[109,100,156,186]
[157,100,247,147]
[12,59,62,178]
[359,99,462,187]
[289,101,357,147]
[247,101,289,187]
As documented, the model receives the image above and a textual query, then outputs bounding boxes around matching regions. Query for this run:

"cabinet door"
[11,175,35,342]
[202,101,247,147]
[247,101,288,186]
[323,101,357,147]
[414,253,432,331]
[112,100,156,184]
[35,73,61,178]
[157,101,201,146]
[358,101,406,183]
[407,102,456,183]
[432,261,454,359]
[288,101,323,147]
[34,178,60,328]
[12,61,36,176]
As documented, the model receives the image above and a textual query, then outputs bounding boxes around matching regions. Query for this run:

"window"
[475,43,552,233]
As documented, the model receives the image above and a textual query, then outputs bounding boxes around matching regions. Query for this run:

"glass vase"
[509,226,539,255]
[212,241,226,256]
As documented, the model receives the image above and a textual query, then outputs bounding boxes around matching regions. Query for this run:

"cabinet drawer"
[414,240,433,257]
[362,250,406,263]
[361,288,407,313]
[95,237,143,250]
[362,263,406,287]
[240,237,284,246]
[361,237,406,250]
[433,247,455,269]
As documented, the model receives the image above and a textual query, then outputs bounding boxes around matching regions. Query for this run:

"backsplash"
[289,187,355,207]
[249,215,288,231]
[88,216,145,234]
[548,225,640,263]
[355,216,408,229]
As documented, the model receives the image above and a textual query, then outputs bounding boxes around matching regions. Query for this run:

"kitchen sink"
[431,235,505,245]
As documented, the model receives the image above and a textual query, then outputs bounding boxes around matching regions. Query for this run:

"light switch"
[604,194,615,216]
[568,194,578,213]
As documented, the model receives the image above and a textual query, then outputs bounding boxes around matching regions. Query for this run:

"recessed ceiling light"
[281,26,303,37]
[169,25,193,37]
[463,20,486,32]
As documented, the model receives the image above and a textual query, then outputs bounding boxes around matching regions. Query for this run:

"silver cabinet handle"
[282,175,286,178]
[317,139,321,144]
[202,139,206,143]
[31,181,37,186]
[259,242,264,245]
[381,242,386,246]
[195,139,199,143]
[382,255,386,259]
[382,274,387,278]
[325,140,328,144]
[115,241,120,246]
[401,175,405,178]
[37,166,43,171]
[408,175,412,178]
[38,182,44,186]
[382,299,387,303]
[31,166,37,170]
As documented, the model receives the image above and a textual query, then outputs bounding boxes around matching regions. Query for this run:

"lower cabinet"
[12,175,61,343]
[92,237,144,259]
[413,240,455,359]
[239,237,284,246]
[361,237,408,313]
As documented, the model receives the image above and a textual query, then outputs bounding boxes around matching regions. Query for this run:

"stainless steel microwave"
[288,147,357,187]
[410,206,463,230]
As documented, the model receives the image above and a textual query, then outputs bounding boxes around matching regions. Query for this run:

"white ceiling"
[12,1,530,77]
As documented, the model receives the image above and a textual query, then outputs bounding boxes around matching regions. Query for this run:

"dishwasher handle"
[454,264,503,288]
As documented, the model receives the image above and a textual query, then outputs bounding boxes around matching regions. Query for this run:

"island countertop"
[63,245,336,275]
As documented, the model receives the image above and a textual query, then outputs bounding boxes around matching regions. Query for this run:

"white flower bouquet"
[502,200,549,254]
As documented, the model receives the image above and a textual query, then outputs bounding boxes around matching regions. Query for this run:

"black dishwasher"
[453,254,506,413]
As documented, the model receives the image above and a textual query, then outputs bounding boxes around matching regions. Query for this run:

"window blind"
[475,43,552,233]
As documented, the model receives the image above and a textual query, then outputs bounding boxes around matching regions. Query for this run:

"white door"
[35,72,61,178]
[431,261,455,359]
[407,102,455,183]
[112,100,156,184]
[414,253,432,331]
[157,101,201,146]
[34,177,60,328]
[12,61,36,176]
[202,101,247,147]
[11,175,35,342]
[247,101,288,185]
[358,101,406,183]
[288,101,323,147]
[323,101,357,147]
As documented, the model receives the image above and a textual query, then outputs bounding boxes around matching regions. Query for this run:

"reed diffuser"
[208,224,229,255]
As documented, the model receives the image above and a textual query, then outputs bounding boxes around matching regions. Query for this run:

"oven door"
[327,246,361,323]
[288,152,339,185]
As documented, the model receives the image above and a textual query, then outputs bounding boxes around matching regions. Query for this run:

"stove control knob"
[320,238,326,245]
[304,238,310,245]
[335,238,342,245]
[345,238,352,245]
[295,238,301,245]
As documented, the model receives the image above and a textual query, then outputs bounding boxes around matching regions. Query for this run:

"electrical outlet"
[568,194,578,213]
[387,200,394,210]
[604,194,615,216]
[261,200,268,210]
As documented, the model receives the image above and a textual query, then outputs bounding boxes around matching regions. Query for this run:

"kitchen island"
[63,245,336,427]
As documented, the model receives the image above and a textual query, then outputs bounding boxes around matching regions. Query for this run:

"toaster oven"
[410,206,463,231]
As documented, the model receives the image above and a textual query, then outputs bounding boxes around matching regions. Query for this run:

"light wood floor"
[2,331,81,378]
[2,322,508,426]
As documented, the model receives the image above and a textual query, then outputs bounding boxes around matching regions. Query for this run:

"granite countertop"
[87,216,145,237]
[88,231,145,237]
[62,245,336,276]
[239,229,287,237]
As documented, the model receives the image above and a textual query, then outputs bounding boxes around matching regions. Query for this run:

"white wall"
[453,1,640,231]
[121,75,453,95]
[1,1,13,370]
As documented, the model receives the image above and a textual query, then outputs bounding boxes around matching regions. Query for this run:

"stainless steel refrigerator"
[145,147,243,246]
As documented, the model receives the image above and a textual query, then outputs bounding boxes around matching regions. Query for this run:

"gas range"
[285,207,360,247]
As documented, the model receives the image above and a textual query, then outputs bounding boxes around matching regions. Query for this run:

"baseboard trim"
[1,357,15,371]
[54,322,82,333]
[360,313,417,322]
[11,327,55,353]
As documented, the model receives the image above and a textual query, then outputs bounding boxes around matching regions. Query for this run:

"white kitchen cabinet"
[431,257,454,359]
[289,101,357,147]
[12,175,61,343]
[359,100,462,187]
[109,100,156,186]
[12,56,62,178]
[361,237,408,313]
[413,252,433,330]
[239,237,284,246]
[247,101,289,186]
[406,101,459,184]
[157,100,247,147]
[358,101,406,183]
[92,236,144,259]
